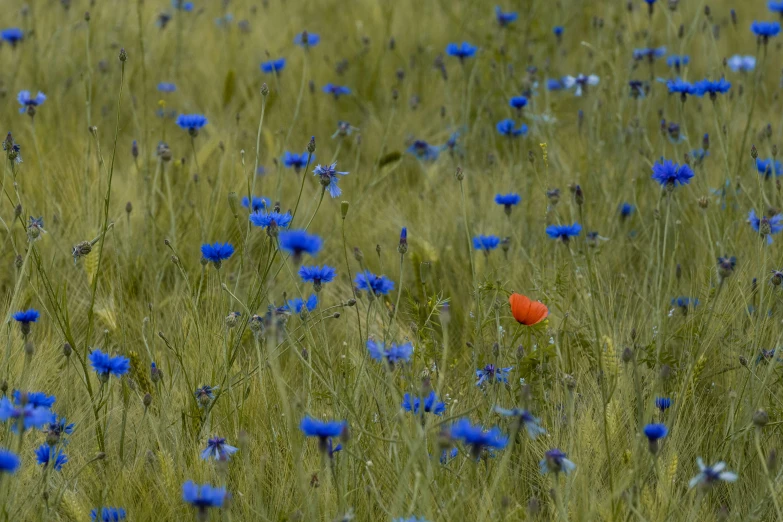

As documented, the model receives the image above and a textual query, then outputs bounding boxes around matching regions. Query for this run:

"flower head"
[509,293,548,326]
[172,0,194,10]
[201,242,234,266]
[633,47,666,61]
[300,417,347,453]
[771,1,783,13]
[562,74,599,96]
[0,28,24,46]
[182,481,227,511]
[294,31,320,47]
[756,158,783,179]
[651,159,694,189]
[546,223,582,242]
[201,437,239,462]
[249,211,292,230]
[241,196,271,212]
[283,151,310,171]
[367,340,413,364]
[655,397,672,411]
[666,55,690,69]
[299,265,336,290]
[157,82,176,92]
[644,423,668,454]
[540,448,576,474]
[13,309,39,336]
[322,84,351,99]
[688,458,738,489]
[195,385,217,407]
[749,209,783,244]
[509,96,528,110]
[17,91,46,114]
[406,140,441,161]
[45,415,75,445]
[472,235,500,252]
[494,407,547,439]
[476,364,512,386]
[449,419,508,457]
[35,444,67,471]
[547,79,564,90]
[619,202,635,220]
[89,349,130,381]
[495,6,518,26]
[284,295,318,314]
[176,114,208,136]
[0,397,51,431]
[279,230,322,261]
[261,58,286,74]
[695,78,731,99]
[446,41,477,60]
[751,20,781,39]
[90,507,127,522]
[671,296,699,310]
[313,162,349,198]
[402,391,445,416]
[355,271,395,296]
[0,449,20,474]
[496,119,528,137]
[12,390,54,409]
[495,193,521,215]
[727,55,756,72]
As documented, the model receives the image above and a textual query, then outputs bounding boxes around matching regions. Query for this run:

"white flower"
[688,458,738,489]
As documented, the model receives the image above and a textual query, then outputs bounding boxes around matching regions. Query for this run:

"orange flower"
[509,293,548,326]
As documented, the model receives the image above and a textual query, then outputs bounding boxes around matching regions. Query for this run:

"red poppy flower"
[509,293,548,326]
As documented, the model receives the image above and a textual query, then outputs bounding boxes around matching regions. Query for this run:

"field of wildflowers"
[1,0,783,520]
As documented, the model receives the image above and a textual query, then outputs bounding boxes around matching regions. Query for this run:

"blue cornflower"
[367,340,414,364]
[553,26,564,37]
[473,235,500,252]
[284,295,318,314]
[195,385,217,407]
[300,417,347,452]
[495,193,521,215]
[90,507,127,522]
[17,91,46,114]
[44,415,75,445]
[283,151,310,171]
[176,114,208,135]
[0,28,24,46]
[446,41,477,61]
[540,448,576,475]
[547,78,564,90]
[449,419,508,457]
[727,55,755,73]
[261,58,286,74]
[633,47,666,61]
[655,397,672,411]
[313,162,349,197]
[496,119,527,137]
[13,309,39,336]
[201,436,238,462]
[495,6,518,26]
[299,265,336,290]
[35,444,67,471]
[509,96,528,110]
[619,202,635,220]
[157,82,176,92]
[249,211,292,230]
[546,223,582,242]
[355,271,395,295]
[182,481,226,513]
[402,391,446,416]
[88,349,130,381]
[751,21,781,39]
[241,196,271,212]
[172,0,193,10]
[12,391,54,409]
[322,84,351,99]
[399,227,408,254]
[201,242,234,266]
[671,297,699,315]
[562,74,599,96]
[651,159,694,188]
[476,364,512,386]
[749,209,783,244]
[440,447,459,464]
[294,31,320,47]
[327,438,342,458]
[689,458,738,489]
[666,55,689,69]
[0,397,51,431]
[394,518,429,522]
[695,78,731,99]
[756,158,783,179]
[771,1,783,13]
[644,423,668,453]
[691,148,709,163]
[666,78,697,98]
[279,230,322,260]
[406,140,441,161]
[0,449,20,474]
[494,407,547,439]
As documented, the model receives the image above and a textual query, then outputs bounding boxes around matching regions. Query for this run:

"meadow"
[0,0,782,520]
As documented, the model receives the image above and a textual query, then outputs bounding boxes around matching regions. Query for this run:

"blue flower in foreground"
[283,151,310,171]
[751,21,781,39]
[727,55,755,72]
[494,407,547,439]
[195,385,217,407]
[689,458,737,489]
[182,481,226,512]
[355,271,395,295]
[495,193,520,214]
[0,397,50,431]
[157,82,176,92]
[261,58,286,74]
[619,202,634,220]
[749,209,783,244]
[644,423,668,453]
[89,349,130,381]
[666,55,689,69]
[407,140,441,161]
[553,26,564,37]
[367,340,414,364]
[201,242,234,265]
[1,28,24,46]
[294,31,320,47]
[756,158,783,179]
[666,78,698,98]
[509,96,528,110]
[176,114,208,135]
[496,119,527,137]
[771,1,783,13]
[201,436,238,462]
[299,265,336,289]
[695,78,731,98]
[313,162,349,197]
[633,47,666,61]
[17,91,46,114]
[651,159,694,188]
[449,419,508,457]
[546,223,582,242]
[249,211,292,230]
[402,391,445,416]
[0,449,20,474]
[655,397,672,411]
[322,84,351,98]
[540,448,576,475]
[13,309,39,336]
[241,196,271,212]
[12,391,54,409]
[45,415,75,444]
[476,364,512,386]
[300,417,347,453]
[35,444,67,471]
[446,41,477,61]
[279,230,322,260]
[495,6,518,26]
[473,235,500,252]
[90,508,126,522]
[285,295,318,314]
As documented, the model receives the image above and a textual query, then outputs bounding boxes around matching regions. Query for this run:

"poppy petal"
[509,293,549,326]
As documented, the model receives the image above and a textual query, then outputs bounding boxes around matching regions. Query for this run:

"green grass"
[0,0,782,520]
